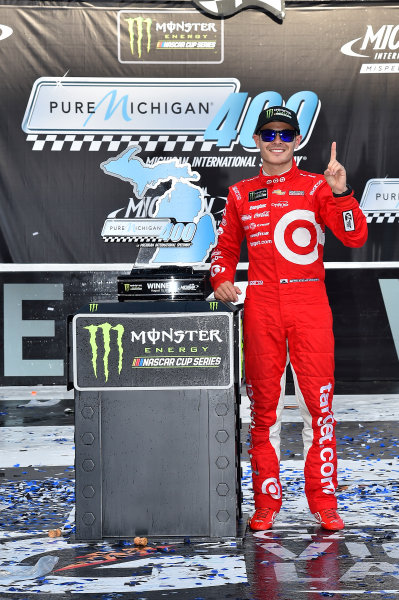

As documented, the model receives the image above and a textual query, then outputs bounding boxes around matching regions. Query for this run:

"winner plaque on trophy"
[117,266,212,301]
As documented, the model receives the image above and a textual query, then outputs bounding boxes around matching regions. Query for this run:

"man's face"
[253,121,302,172]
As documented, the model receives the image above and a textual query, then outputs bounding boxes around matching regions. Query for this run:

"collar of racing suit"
[258,160,299,186]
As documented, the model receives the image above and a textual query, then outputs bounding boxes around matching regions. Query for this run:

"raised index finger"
[330,141,337,162]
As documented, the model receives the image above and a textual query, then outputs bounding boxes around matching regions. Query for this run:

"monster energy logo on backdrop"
[84,323,125,382]
[125,17,152,57]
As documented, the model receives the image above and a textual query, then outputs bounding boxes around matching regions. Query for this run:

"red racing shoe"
[249,508,278,531]
[313,508,345,531]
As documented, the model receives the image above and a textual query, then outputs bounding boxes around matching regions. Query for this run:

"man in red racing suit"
[210,106,368,531]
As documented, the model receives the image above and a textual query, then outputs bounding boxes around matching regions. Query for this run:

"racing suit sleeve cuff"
[333,184,353,198]
[210,275,231,292]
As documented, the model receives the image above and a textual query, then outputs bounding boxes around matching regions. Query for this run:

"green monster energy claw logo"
[84,323,124,382]
[209,302,218,311]
[89,303,98,312]
[125,17,152,58]
[265,108,274,119]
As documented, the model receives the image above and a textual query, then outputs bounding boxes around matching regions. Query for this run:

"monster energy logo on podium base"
[117,266,211,301]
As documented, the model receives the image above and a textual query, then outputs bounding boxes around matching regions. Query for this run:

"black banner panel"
[0,3,398,265]
[0,269,398,391]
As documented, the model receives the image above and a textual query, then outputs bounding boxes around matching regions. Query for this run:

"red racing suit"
[210,162,368,513]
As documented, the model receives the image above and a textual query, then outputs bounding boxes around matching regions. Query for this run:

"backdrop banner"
[0,2,398,265]
[0,269,398,389]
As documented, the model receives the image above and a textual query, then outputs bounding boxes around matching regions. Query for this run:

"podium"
[70,300,242,540]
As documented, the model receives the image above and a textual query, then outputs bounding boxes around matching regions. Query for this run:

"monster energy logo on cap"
[254,105,300,134]
[84,323,124,382]
[125,17,152,58]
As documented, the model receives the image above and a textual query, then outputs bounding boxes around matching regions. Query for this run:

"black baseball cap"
[254,106,300,135]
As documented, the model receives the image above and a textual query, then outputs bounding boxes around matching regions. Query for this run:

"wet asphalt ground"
[0,388,399,599]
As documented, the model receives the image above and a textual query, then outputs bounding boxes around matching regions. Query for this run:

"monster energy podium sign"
[72,305,234,390]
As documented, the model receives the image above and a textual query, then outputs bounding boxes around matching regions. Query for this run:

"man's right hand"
[214,281,242,303]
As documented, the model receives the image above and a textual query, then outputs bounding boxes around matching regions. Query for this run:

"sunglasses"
[259,129,296,142]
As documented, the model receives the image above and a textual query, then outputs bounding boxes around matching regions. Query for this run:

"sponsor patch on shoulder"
[310,179,324,196]
[289,190,305,196]
[249,188,268,202]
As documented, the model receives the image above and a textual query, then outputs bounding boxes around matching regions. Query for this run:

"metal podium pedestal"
[70,300,242,541]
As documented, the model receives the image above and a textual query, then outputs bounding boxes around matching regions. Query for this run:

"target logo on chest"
[274,210,325,265]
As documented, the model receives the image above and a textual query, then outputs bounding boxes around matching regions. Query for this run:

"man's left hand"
[324,142,348,195]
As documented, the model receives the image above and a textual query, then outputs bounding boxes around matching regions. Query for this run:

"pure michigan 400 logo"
[23,78,320,154]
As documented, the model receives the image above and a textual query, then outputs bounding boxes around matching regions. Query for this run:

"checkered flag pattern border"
[103,236,159,243]
[365,211,399,223]
[26,134,215,152]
